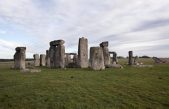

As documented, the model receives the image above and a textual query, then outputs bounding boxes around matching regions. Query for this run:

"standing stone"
[40,54,46,66]
[78,37,88,68]
[33,54,40,66]
[54,44,65,68]
[65,53,78,68]
[128,51,133,65]
[14,47,26,69]
[73,54,78,67]
[90,47,105,70]
[112,52,118,64]
[46,50,50,67]
[49,43,56,68]
[134,56,139,65]
[49,40,65,68]
[65,53,71,67]
[100,41,110,67]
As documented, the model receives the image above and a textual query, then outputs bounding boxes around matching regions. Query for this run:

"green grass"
[0,61,169,109]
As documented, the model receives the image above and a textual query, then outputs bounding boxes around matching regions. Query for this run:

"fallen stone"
[20,69,41,73]
[106,64,123,69]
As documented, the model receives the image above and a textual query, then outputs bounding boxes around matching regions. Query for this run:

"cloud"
[0,0,169,58]
[0,39,22,50]
[0,30,6,34]
[0,39,21,58]
[133,19,169,32]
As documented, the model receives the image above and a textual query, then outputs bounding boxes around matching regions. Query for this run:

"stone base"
[20,69,41,73]
[106,64,123,69]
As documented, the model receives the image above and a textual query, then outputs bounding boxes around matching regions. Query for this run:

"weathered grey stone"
[100,41,110,67]
[100,41,108,47]
[73,54,78,66]
[128,51,133,65]
[49,40,65,68]
[33,54,40,66]
[78,37,88,68]
[65,53,78,68]
[90,47,105,70]
[50,40,65,46]
[15,47,26,51]
[30,69,41,73]
[54,45,65,68]
[106,64,123,69]
[40,54,46,66]
[153,57,169,64]
[49,45,56,68]
[134,56,139,65]
[20,69,41,73]
[46,50,50,67]
[14,47,26,70]
[113,52,117,64]
[65,53,72,67]
[20,69,29,73]
[110,52,118,64]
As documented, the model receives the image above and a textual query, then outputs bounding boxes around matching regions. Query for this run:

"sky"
[0,0,169,59]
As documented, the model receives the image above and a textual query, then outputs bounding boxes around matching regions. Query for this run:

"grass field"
[0,59,169,109]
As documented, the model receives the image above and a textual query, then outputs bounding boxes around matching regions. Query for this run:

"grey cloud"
[133,19,169,32]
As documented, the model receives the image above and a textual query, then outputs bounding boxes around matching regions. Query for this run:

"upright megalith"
[14,47,26,69]
[40,54,46,66]
[65,53,78,68]
[128,51,133,65]
[90,47,105,70]
[109,52,118,64]
[100,41,110,67]
[49,42,56,68]
[55,40,65,68]
[49,40,65,68]
[33,54,40,66]
[134,56,139,65]
[112,52,118,64]
[46,50,50,67]
[65,53,72,67]
[78,37,88,68]
[73,54,78,67]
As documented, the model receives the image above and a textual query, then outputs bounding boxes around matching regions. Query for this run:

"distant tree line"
[0,59,13,62]
[139,56,151,58]
[118,55,151,59]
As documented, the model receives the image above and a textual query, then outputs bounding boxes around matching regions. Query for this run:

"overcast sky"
[0,0,169,58]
